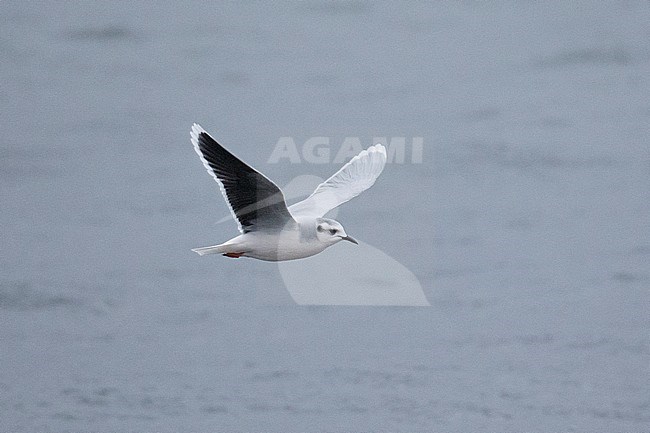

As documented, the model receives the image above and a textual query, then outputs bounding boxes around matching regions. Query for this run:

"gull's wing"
[289,144,387,218]
[191,124,296,233]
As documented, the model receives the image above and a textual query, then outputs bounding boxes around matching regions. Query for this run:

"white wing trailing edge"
[289,144,387,218]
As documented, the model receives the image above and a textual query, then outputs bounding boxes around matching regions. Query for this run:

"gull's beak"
[341,235,358,245]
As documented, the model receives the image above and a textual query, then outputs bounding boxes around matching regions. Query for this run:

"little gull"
[190,124,386,261]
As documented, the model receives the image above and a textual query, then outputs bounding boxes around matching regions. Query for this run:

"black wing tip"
[191,125,226,162]
[190,123,205,142]
[191,123,218,147]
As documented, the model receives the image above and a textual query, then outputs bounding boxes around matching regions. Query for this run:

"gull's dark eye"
[317,225,324,233]
[329,229,337,235]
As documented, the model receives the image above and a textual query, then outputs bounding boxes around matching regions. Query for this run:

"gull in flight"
[190,124,386,261]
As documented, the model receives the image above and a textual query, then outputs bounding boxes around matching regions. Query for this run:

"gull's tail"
[191,244,229,256]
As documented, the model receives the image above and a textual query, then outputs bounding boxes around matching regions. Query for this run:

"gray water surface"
[1,2,649,432]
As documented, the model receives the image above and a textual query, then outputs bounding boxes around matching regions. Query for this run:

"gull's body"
[190,124,386,262]
[194,217,329,261]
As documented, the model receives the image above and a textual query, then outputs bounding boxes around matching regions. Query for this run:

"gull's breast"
[241,230,328,262]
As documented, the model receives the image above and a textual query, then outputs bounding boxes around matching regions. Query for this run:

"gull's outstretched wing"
[289,144,387,218]
[191,124,295,233]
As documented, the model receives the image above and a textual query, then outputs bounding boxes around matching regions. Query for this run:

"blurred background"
[1,1,648,431]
